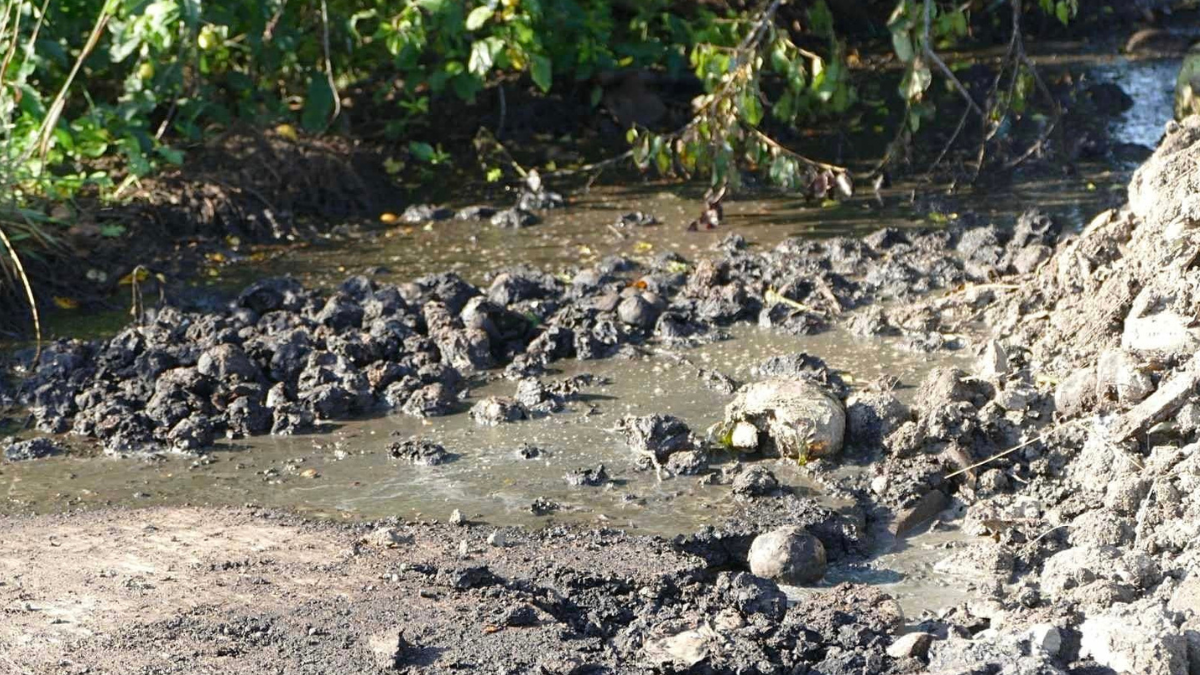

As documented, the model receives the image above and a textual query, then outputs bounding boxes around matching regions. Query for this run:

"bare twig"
[0,225,41,363]
[263,0,289,42]
[319,0,341,131]
[946,419,1082,479]
[923,0,982,117]
[496,84,507,140]
[25,5,113,163]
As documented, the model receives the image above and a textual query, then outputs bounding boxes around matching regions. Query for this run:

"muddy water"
[1,326,967,531]
[2,325,978,614]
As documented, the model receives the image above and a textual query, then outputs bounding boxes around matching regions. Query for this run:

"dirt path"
[0,507,701,674]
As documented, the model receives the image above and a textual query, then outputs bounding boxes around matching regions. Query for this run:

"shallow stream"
[2,54,1184,618]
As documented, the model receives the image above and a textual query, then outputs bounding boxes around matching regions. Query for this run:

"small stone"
[364,527,410,548]
[487,530,507,548]
[976,340,1009,381]
[886,632,933,659]
[529,497,560,516]
[368,630,410,669]
[501,604,538,627]
[1028,624,1062,656]
[747,526,827,585]
[730,421,759,449]
[458,539,469,556]
[449,509,466,526]
[731,465,779,497]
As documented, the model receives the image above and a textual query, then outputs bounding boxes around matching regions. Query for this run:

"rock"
[449,509,465,526]
[1123,311,1200,355]
[3,437,65,461]
[501,604,538,627]
[1041,545,1161,605]
[975,340,1009,381]
[755,352,849,399]
[890,489,948,536]
[491,208,539,229]
[1085,82,1134,115]
[364,527,410,548]
[747,526,827,585]
[617,294,660,328]
[617,414,693,462]
[368,630,411,669]
[402,204,453,223]
[564,465,609,487]
[1028,624,1063,657]
[932,544,1014,582]
[665,449,709,476]
[196,344,260,383]
[529,497,560,516]
[1054,367,1097,418]
[846,392,910,448]
[1080,603,1190,675]
[731,465,779,497]
[237,276,306,314]
[487,530,507,548]
[469,397,527,426]
[714,379,846,460]
[729,421,759,449]
[886,632,933,660]
[388,439,455,465]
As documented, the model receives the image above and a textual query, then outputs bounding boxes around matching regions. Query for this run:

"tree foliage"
[0,0,1086,203]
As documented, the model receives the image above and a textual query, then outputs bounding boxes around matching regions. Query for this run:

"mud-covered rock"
[714,379,846,459]
[388,439,455,465]
[617,414,693,462]
[846,391,910,449]
[731,465,779,497]
[469,396,527,426]
[564,464,610,487]
[747,526,827,585]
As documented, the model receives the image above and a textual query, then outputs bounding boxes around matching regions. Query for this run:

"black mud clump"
[388,439,456,466]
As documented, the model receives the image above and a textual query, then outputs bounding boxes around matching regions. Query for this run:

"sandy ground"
[0,507,698,674]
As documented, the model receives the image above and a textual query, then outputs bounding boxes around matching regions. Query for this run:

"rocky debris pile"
[860,118,1200,674]
[3,436,65,461]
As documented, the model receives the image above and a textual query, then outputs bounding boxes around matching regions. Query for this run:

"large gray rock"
[713,379,845,460]
[1081,602,1190,675]
[747,526,826,585]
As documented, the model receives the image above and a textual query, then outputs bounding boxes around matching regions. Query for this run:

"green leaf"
[409,141,435,162]
[530,54,552,93]
[486,167,503,182]
[99,223,126,237]
[1055,0,1070,25]
[892,30,914,63]
[738,90,763,126]
[468,41,494,76]
[301,76,334,132]
[465,6,494,30]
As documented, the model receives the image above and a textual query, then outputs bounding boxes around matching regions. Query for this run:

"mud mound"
[133,129,384,241]
[867,117,1200,674]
